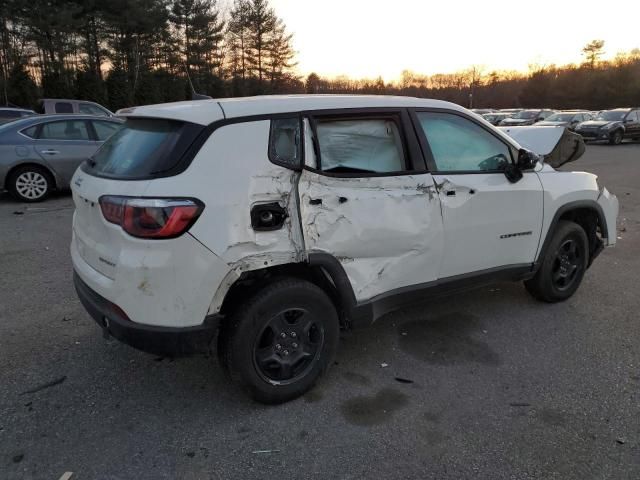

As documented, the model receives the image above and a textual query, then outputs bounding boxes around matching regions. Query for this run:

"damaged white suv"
[71,96,618,403]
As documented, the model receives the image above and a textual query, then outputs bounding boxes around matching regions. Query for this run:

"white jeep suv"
[71,95,618,404]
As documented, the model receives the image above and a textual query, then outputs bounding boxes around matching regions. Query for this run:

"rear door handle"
[446,190,456,197]
[40,150,60,155]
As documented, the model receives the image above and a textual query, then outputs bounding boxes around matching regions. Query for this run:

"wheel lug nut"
[290,332,297,338]
[283,350,289,356]
[292,343,298,348]
[280,333,287,338]
[275,344,282,350]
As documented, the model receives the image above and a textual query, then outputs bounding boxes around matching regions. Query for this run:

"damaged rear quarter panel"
[142,120,305,314]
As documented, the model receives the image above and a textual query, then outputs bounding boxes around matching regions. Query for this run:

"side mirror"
[517,149,539,170]
[503,163,523,183]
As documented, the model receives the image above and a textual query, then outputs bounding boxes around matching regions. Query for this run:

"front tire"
[8,165,53,202]
[525,220,589,303]
[219,278,339,404]
[609,130,623,145]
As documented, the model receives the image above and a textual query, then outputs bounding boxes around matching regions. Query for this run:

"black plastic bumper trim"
[73,271,220,356]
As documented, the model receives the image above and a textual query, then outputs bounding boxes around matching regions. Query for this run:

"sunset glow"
[270,0,640,81]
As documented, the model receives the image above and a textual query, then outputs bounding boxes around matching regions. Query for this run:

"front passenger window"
[416,112,512,172]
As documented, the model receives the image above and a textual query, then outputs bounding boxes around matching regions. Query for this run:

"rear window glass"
[55,102,73,113]
[84,118,203,178]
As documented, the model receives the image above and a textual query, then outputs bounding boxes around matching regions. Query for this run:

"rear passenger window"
[21,125,38,138]
[40,120,90,140]
[55,102,73,114]
[314,118,405,174]
[269,118,301,168]
[417,112,511,172]
[85,118,203,179]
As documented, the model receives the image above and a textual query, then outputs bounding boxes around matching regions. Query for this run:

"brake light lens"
[99,196,204,239]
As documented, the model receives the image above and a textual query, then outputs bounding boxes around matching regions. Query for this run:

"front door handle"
[446,190,456,197]
[40,150,60,155]
[309,198,322,205]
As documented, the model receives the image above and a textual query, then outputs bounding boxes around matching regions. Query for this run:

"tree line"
[1,1,639,113]
[0,0,297,109]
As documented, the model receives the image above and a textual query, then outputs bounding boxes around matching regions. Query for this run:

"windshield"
[595,110,626,121]
[545,113,575,122]
[512,110,539,119]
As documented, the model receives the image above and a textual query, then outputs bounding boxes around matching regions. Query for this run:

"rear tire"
[8,165,53,202]
[218,277,339,404]
[609,130,623,145]
[525,220,589,303]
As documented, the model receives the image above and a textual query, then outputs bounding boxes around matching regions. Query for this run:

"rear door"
[34,119,97,184]
[297,109,444,302]
[412,109,543,279]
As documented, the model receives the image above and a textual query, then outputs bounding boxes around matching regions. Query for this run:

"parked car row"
[478,107,640,144]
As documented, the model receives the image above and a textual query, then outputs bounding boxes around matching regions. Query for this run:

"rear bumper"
[74,271,220,356]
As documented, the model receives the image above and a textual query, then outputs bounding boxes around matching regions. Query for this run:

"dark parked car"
[482,112,513,126]
[575,108,640,145]
[535,111,593,131]
[0,115,122,202]
[0,107,36,124]
[38,98,114,117]
[500,109,556,126]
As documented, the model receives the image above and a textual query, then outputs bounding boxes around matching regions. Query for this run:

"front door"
[297,111,444,302]
[412,110,544,279]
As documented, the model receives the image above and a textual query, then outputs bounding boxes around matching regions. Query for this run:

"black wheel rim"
[614,132,622,144]
[551,238,583,291]
[253,308,324,385]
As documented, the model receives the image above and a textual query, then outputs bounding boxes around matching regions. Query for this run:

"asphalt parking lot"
[1,142,639,480]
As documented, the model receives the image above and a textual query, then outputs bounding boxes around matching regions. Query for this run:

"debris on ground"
[252,450,281,454]
[58,473,74,480]
[12,454,24,463]
[616,438,626,445]
[509,402,531,407]
[12,211,24,215]
[380,363,389,368]
[20,376,67,395]
[394,377,414,384]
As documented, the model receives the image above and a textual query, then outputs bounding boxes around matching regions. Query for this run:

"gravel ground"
[1,142,639,480]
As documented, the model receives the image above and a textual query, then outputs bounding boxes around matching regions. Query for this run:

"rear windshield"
[83,118,204,179]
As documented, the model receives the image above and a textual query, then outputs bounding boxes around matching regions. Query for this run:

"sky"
[269,0,640,81]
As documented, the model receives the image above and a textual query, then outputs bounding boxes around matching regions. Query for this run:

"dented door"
[298,173,444,303]
[298,110,443,301]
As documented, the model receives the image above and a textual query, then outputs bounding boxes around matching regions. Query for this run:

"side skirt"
[349,264,534,328]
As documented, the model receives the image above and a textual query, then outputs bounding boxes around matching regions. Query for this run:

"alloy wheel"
[253,308,324,384]
[15,171,48,200]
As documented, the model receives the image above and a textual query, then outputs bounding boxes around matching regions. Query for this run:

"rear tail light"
[99,196,204,239]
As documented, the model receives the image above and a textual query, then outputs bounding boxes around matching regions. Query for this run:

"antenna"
[183,62,212,101]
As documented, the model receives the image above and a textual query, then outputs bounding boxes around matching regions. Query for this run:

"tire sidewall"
[9,166,52,202]
[228,281,339,403]
[541,222,589,300]
[610,130,623,145]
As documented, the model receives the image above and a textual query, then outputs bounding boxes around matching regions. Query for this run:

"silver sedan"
[0,114,122,202]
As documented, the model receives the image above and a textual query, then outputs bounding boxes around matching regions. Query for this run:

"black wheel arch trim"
[534,200,608,271]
